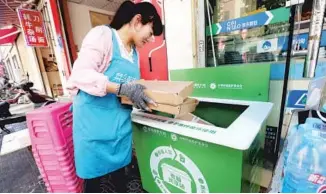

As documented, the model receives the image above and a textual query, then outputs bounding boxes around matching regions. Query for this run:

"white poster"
[256,38,278,53]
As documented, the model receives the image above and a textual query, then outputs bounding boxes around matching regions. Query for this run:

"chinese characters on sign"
[218,83,243,90]
[17,9,48,47]
[226,20,258,32]
[308,174,326,185]
[112,72,137,83]
[194,83,207,89]
[136,114,217,135]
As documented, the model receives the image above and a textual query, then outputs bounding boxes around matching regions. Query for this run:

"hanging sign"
[17,9,48,47]
[206,7,290,36]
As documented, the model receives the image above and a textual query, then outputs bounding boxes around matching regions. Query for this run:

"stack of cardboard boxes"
[121,80,213,126]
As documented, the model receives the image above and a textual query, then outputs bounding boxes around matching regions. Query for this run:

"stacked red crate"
[26,102,83,193]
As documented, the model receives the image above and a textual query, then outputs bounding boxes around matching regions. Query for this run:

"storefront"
[203,0,322,160]
[2,0,326,193]
[132,0,326,192]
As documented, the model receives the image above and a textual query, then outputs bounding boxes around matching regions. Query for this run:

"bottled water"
[283,124,300,169]
[282,118,326,193]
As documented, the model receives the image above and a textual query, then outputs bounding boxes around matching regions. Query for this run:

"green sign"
[169,64,271,102]
[206,7,290,36]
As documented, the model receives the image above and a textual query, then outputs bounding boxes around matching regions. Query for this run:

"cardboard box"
[129,80,194,106]
[175,113,215,126]
[121,97,199,115]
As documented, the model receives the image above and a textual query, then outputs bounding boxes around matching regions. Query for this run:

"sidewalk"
[0,120,46,193]
[9,103,35,115]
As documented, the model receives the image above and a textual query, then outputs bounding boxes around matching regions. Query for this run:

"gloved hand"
[119,83,156,111]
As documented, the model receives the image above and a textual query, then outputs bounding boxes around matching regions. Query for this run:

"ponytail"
[110,1,163,36]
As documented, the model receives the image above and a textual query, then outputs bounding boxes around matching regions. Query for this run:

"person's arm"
[67,26,156,111]
[67,26,117,97]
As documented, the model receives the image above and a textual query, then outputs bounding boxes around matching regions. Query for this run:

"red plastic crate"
[27,102,83,193]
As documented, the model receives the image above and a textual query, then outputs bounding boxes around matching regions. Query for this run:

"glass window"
[205,0,314,67]
[204,0,326,166]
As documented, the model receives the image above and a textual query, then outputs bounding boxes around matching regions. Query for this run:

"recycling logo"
[210,83,216,90]
[150,146,209,193]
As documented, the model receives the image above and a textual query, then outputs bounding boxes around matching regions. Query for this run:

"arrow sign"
[206,7,290,36]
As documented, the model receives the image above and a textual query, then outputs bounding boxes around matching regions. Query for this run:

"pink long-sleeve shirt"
[67,25,137,97]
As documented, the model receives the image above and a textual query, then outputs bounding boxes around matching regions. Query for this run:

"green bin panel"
[133,123,264,193]
[169,64,270,102]
[133,123,244,193]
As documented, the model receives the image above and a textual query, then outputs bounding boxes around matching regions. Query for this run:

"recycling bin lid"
[131,97,273,151]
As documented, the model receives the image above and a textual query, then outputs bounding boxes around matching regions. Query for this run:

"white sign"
[256,38,278,53]
[150,145,209,193]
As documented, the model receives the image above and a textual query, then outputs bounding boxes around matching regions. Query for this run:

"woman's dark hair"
[110,1,163,36]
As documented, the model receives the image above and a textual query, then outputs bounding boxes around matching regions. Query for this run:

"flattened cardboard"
[175,113,215,126]
[131,80,194,106]
[121,97,199,115]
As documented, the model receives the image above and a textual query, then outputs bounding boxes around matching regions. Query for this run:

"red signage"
[17,9,48,47]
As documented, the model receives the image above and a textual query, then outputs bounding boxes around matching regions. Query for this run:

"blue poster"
[270,63,304,80]
[278,31,326,51]
[287,90,308,109]
[270,62,326,81]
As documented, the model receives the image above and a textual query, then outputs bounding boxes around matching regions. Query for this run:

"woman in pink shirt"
[67,1,163,192]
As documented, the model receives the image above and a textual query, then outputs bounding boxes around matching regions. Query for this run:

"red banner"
[17,9,48,47]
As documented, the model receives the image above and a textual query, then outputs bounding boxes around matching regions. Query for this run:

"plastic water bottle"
[283,122,310,170]
[281,124,303,192]
[283,124,300,169]
[282,118,326,193]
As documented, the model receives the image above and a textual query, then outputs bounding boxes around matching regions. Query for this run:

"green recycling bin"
[132,97,273,193]
[132,64,273,193]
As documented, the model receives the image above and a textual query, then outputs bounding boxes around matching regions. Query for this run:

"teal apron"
[72,26,140,179]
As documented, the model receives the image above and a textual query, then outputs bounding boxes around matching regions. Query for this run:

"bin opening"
[151,101,248,129]
[192,102,248,128]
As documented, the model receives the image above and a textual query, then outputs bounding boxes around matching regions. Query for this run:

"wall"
[67,2,115,51]
[0,44,24,82]
[165,0,196,71]
[0,46,14,79]
[268,79,310,131]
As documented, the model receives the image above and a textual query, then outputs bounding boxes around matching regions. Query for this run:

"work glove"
[119,83,156,111]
